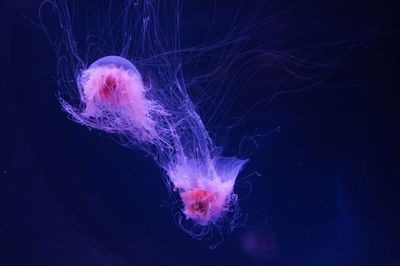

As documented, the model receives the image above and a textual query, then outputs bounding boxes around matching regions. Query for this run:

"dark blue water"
[1,1,399,265]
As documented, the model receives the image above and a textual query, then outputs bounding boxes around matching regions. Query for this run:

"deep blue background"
[1,1,399,265]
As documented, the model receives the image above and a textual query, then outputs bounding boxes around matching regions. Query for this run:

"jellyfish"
[39,0,260,241]
[72,52,249,229]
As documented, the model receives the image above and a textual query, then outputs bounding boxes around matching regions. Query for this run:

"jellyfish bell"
[77,55,160,141]
[169,156,249,226]
[89,55,142,75]
[80,55,144,113]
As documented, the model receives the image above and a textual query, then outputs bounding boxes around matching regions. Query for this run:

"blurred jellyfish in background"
[241,225,280,260]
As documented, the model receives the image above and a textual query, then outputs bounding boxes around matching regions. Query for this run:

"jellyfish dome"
[76,55,162,142]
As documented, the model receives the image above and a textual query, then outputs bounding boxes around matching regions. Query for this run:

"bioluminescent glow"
[39,0,364,245]
[39,0,282,242]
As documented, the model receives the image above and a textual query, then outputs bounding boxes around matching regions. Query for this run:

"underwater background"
[1,0,400,265]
